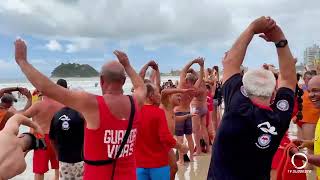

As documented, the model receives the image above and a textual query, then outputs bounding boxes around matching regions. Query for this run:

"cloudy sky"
[0,0,319,79]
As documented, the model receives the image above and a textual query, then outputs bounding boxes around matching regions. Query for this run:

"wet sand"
[13,153,211,180]
[176,154,211,180]
[13,120,298,179]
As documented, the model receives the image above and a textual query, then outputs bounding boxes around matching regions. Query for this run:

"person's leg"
[137,168,150,180]
[46,134,59,180]
[54,169,59,180]
[59,162,72,180]
[185,117,194,161]
[149,166,170,180]
[34,174,44,180]
[168,149,178,180]
[200,115,211,153]
[212,106,218,131]
[210,111,216,143]
[175,116,185,165]
[33,149,48,180]
[176,136,185,165]
[192,114,201,155]
[74,162,84,180]
[270,169,277,180]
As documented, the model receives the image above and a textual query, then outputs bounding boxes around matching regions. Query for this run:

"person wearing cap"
[0,87,32,130]
[22,79,66,180]
[49,87,85,180]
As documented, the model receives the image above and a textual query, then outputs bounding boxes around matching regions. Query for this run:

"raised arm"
[139,62,150,80]
[149,62,161,91]
[194,58,205,88]
[161,88,194,101]
[180,60,196,87]
[21,101,40,118]
[222,16,276,84]
[0,87,20,98]
[113,51,146,108]
[259,26,296,91]
[15,39,96,118]
[16,88,32,113]
[3,114,43,136]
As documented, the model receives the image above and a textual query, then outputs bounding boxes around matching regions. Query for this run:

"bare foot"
[189,155,195,162]
[177,160,184,166]
[193,151,202,156]
[206,148,212,154]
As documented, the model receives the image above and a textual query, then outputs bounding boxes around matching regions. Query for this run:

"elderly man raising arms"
[207,16,297,180]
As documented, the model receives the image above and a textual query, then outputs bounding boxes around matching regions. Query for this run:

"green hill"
[51,63,99,77]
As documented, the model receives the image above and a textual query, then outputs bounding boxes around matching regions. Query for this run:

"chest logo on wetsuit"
[276,100,289,111]
[59,115,71,131]
[62,121,70,130]
[256,134,271,149]
[240,86,248,98]
[257,122,278,135]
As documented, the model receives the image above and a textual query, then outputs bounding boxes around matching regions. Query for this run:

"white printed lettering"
[104,130,111,144]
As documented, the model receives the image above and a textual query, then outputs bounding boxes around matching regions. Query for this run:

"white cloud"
[0,59,16,68]
[45,40,62,51]
[0,0,233,47]
[65,38,105,53]
[0,0,318,64]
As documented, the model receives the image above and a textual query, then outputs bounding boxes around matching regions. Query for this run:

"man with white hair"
[207,16,297,180]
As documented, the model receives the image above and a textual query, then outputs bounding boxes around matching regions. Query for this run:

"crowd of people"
[0,16,319,180]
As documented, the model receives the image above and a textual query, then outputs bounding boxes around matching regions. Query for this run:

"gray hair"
[100,68,126,84]
[242,69,276,99]
[186,73,198,84]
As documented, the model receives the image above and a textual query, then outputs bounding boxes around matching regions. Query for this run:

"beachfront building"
[304,44,320,69]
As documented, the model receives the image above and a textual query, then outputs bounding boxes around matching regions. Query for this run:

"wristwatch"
[275,40,288,48]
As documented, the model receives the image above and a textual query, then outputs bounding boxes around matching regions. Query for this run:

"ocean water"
[1,76,179,180]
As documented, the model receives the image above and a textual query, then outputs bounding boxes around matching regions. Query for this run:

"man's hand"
[148,60,158,71]
[179,144,189,154]
[15,39,28,65]
[292,139,303,147]
[113,50,130,67]
[259,25,286,43]
[32,122,44,138]
[249,16,276,34]
[289,147,299,157]
[18,88,31,98]
[193,57,205,67]
[182,88,196,94]
[292,139,314,149]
